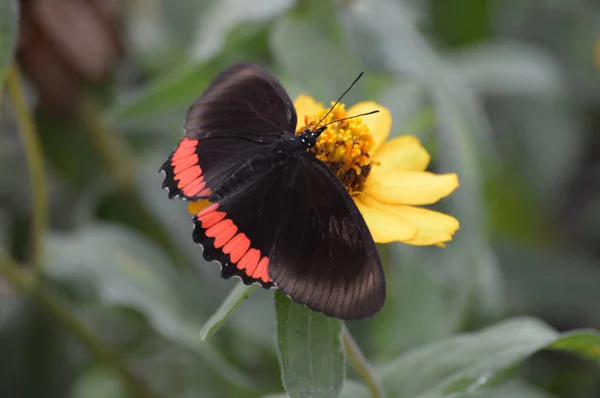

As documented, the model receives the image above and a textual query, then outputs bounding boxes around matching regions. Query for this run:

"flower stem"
[342,324,385,398]
[0,252,159,398]
[5,64,47,277]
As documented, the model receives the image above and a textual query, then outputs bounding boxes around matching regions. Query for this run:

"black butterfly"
[160,63,385,319]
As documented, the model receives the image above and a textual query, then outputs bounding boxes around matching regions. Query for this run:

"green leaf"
[477,380,557,398]
[189,0,294,62]
[264,380,370,398]
[70,366,128,398]
[275,291,345,398]
[269,0,364,102]
[107,62,217,121]
[378,81,430,139]
[378,317,600,398]
[338,380,370,398]
[372,244,472,359]
[342,0,494,239]
[200,282,258,340]
[498,243,600,321]
[44,224,258,391]
[108,16,283,124]
[0,0,18,87]
[135,158,277,349]
[446,41,564,97]
[343,0,502,328]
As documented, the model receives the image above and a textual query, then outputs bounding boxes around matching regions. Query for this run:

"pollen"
[296,102,376,193]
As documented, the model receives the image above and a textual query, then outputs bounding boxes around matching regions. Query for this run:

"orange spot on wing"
[197,204,227,228]
[205,219,238,248]
[223,233,251,263]
[188,200,211,215]
[176,166,202,188]
[251,257,270,283]
[238,249,260,272]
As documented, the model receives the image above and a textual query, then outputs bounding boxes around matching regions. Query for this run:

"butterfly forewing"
[161,63,297,200]
[185,63,297,141]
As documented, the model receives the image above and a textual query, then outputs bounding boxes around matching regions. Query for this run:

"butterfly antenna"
[311,72,364,133]
[321,110,380,128]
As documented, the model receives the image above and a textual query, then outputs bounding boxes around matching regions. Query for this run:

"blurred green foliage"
[1,0,600,397]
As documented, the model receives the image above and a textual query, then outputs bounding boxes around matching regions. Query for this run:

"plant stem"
[342,324,385,398]
[0,252,159,398]
[79,98,135,189]
[5,64,47,277]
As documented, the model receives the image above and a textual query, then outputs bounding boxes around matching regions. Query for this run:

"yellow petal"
[354,197,418,244]
[360,195,460,246]
[364,171,459,205]
[371,135,430,173]
[348,101,391,153]
[188,200,211,215]
[294,95,322,131]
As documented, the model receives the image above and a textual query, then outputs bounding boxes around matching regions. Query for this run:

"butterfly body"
[161,63,385,319]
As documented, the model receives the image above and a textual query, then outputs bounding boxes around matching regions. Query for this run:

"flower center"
[296,102,375,193]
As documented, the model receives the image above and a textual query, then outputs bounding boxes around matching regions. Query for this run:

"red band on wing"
[176,166,201,188]
[252,257,269,283]
[172,155,198,172]
[223,233,250,263]
[196,204,271,283]
[206,219,238,248]
[198,204,226,228]
[166,138,212,199]
[239,249,260,272]
[183,180,207,197]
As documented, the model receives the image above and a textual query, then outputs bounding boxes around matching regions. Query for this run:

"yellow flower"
[189,95,460,246]
[293,95,459,246]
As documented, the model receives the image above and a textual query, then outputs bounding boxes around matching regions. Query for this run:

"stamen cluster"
[297,103,376,193]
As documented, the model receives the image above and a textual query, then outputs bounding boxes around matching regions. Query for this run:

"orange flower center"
[296,102,376,193]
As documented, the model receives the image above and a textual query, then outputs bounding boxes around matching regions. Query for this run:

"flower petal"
[354,197,418,244]
[371,135,430,173]
[364,171,459,205]
[394,206,459,245]
[360,195,460,246]
[293,95,322,131]
[188,200,211,215]
[348,101,391,153]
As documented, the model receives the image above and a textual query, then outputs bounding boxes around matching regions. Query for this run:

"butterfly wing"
[161,63,297,200]
[191,153,385,319]
[185,63,297,140]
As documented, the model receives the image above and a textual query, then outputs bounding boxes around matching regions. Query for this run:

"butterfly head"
[299,126,328,149]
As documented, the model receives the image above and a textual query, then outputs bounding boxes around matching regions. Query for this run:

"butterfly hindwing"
[190,153,385,319]
[161,63,297,200]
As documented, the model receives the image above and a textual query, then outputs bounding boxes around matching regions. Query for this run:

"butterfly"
[160,63,385,319]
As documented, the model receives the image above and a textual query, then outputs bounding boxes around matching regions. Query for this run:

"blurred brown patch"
[17,0,123,113]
